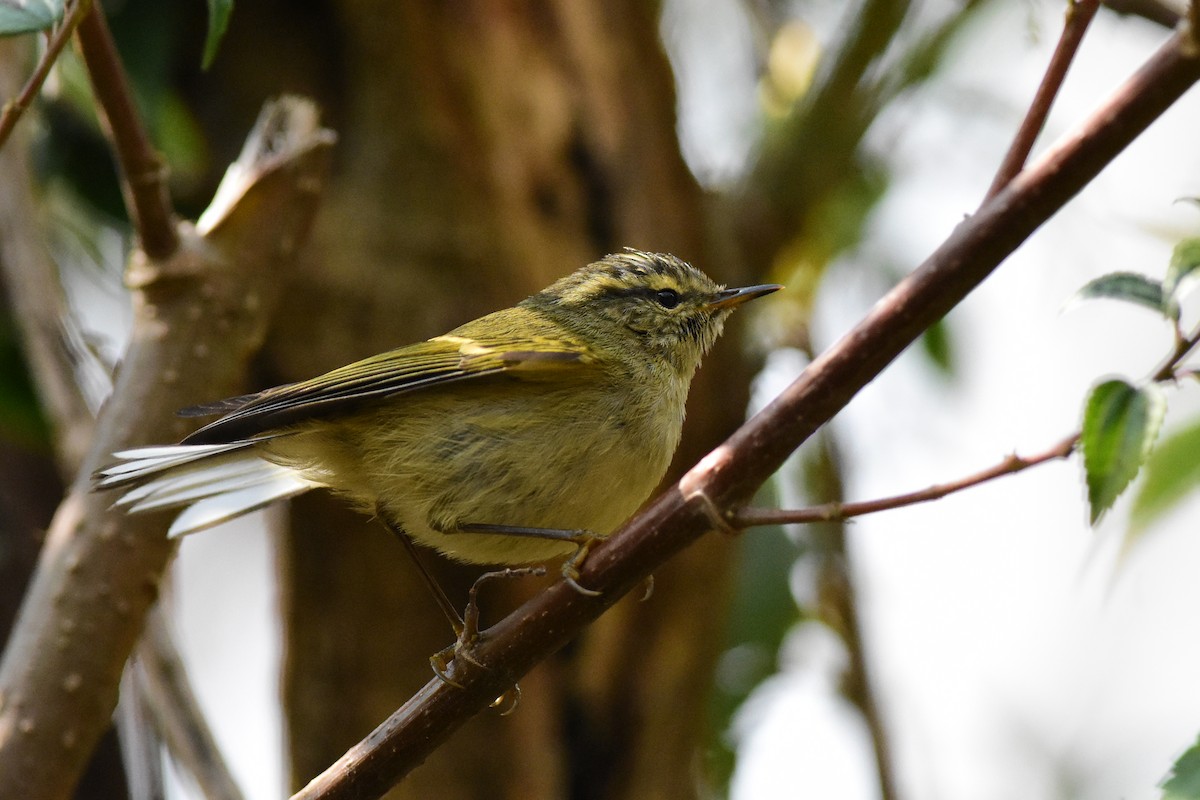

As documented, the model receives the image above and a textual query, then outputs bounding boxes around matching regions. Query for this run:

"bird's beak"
[707,283,783,311]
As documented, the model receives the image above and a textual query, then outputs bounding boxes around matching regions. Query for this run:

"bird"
[96,250,780,600]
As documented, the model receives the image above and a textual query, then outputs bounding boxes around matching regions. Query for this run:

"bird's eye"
[655,289,681,309]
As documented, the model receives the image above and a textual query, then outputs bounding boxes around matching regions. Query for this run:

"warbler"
[96,250,779,588]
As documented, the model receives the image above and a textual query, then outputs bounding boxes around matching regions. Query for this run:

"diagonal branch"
[984,0,1101,201]
[1102,0,1182,28]
[0,0,93,151]
[74,3,178,259]
[291,26,1200,800]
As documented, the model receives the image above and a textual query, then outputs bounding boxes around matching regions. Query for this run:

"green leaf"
[1165,238,1200,300]
[920,317,954,376]
[0,0,62,35]
[1081,379,1166,524]
[1161,733,1200,799]
[201,0,233,69]
[1071,272,1178,321]
[1130,417,1200,535]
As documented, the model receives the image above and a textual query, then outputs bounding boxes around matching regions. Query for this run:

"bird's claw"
[429,566,541,688]
[561,531,608,596]
[491,684,522,715]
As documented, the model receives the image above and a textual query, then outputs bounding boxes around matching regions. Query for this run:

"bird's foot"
[560,530,609,597]
[429,566,544,699]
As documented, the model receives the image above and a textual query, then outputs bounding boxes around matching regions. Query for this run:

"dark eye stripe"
[600,285,686,306]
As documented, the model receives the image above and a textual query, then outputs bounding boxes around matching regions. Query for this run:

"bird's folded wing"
[181,332,596,444]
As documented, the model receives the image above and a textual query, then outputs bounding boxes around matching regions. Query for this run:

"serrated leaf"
[1165,238,1200,300]
[1130,417,1200,535]
[1161,733,1200,799]
[0,0,62,35]
[1081,379,1166,524]
[201,0,233,70]
[1071,272,1178,321]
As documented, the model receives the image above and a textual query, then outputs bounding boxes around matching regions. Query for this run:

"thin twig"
[984,0,1102,201]
[0,0,93,151]
[74,3,178,260]
[1153,320,1200,381]
[1102,0,1182,28]
[1190,0,1200,52]
[290,30,1200,800]
[732,434,1080,528]
[136,607,245,800]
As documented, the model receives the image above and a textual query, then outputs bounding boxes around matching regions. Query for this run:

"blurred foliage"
[708,2,994,793]
[0,308,51,452]
[201,0,232,70]
[1131,418,1200,536]
[1162,733,1200,800]
[31,0,210,223]
[706,478,802,788]
[0,0,62,35]
[920,317,953,375]
[748,0,991,284]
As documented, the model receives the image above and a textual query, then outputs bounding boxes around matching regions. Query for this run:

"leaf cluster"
[1075,236,1200,528]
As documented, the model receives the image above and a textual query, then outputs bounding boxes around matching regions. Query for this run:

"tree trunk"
[198,2,760,796]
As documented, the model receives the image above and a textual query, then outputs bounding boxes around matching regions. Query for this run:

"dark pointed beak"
[707,283,783,311]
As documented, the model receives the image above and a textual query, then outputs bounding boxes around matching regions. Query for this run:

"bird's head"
[525,250,780,374]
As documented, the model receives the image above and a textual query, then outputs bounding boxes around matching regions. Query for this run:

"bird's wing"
[180,327,596,445]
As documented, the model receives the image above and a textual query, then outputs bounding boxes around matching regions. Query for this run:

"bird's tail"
[94,442,318,537]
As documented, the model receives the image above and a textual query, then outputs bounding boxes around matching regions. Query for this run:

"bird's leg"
[379,515,479,687]
[455,523,608,597]
[379,514,540,696]
[429,566,543,706]
[381,516,465,638]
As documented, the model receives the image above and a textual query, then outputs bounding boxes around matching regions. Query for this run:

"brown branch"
[734,434,1081,528]
[0,97,335,800]
[74,4,179,260]
[1152,319,1200,381]
[1102,0,1183,28]
[984,0,1101,201]
[0,0,93,151]
[290,29,1200,800]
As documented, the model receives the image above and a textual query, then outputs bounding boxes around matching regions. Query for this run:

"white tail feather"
[96,443,253,487]
[166,473,314,536]
[96,443,320,537]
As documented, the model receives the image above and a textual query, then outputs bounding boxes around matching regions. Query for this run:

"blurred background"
[2,0,1199,798]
